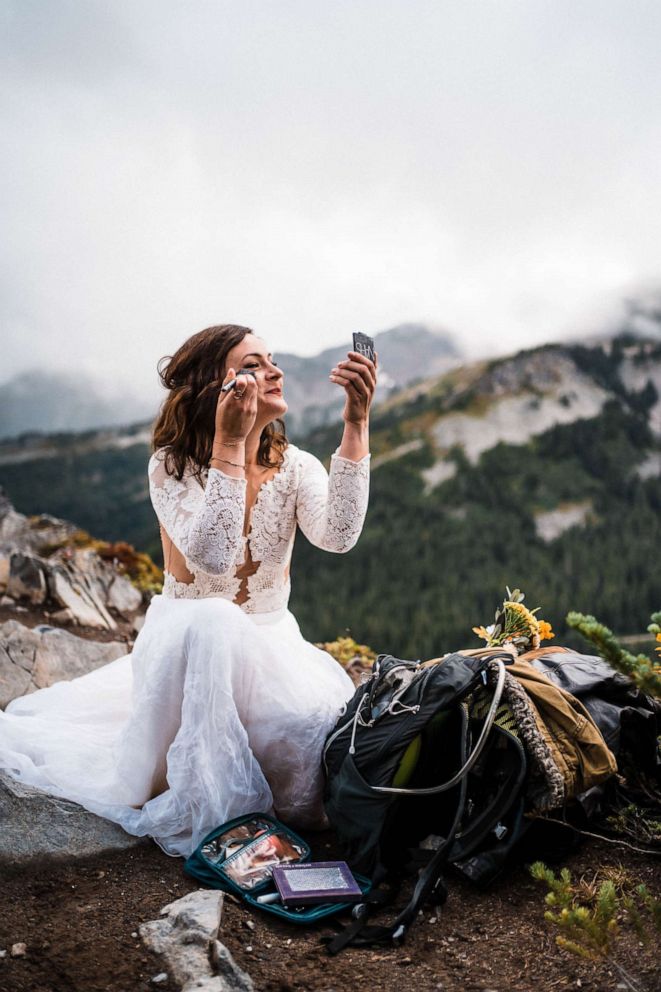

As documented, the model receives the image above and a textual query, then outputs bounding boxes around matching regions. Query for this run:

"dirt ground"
[1,831,659,992]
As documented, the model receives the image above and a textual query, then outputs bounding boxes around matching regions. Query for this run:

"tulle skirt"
[0,595,355,857]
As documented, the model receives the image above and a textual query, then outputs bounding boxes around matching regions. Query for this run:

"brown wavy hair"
[152,324,287,483]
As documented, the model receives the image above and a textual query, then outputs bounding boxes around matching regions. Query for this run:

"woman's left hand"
[330,350,378,425]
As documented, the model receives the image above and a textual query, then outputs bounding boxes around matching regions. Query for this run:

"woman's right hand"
[214,368,258,441]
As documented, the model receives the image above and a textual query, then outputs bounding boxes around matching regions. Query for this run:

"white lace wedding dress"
[0,443,370,857]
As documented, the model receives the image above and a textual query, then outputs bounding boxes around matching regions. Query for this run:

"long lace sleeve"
[148,451,246,576]
[295,448,370,553]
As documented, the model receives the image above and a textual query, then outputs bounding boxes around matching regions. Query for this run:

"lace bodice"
[148,443,370,613]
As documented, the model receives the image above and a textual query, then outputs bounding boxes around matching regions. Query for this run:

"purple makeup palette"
[271,860,363,908]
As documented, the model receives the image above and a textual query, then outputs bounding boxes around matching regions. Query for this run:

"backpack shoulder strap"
[324,719,471,954]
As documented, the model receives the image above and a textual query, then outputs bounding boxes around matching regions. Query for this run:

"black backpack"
[322,651,530,952]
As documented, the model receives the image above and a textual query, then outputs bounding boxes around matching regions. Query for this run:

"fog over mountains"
[0,324,460,442]
[0,370,157,441]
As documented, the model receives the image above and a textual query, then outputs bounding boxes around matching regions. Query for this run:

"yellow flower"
[656,632,661,655]
[538,620,555,642]
[504,600,539,629]
[471,591,553,656]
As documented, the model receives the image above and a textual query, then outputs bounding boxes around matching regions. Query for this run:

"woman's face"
[224,333,287,420]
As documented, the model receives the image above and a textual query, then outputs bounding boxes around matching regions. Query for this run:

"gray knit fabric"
[486,660,565,811]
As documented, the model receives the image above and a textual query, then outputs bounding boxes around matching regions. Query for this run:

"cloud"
[1,0,660,394]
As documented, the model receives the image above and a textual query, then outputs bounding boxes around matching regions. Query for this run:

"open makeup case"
[184,813,371,924]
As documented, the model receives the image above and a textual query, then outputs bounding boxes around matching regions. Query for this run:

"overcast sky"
[2,0,660,398]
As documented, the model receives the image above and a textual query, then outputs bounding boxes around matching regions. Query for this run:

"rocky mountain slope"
[0,333,659,659]
[367,335,660,497]
[295,333,661,655]
[276,322,461,432]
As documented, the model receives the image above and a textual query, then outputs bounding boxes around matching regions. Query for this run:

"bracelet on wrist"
[210,456,246,470]
[211,441,246,453]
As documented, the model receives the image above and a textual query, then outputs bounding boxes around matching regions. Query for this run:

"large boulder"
[47,547,145,628]
[20,512,80,554]
[48,560,118,630]
[0,488,146,627]
[107,572,143,614]
[0,772,145,865]
[0,488,78,556]
[0,620,126,709]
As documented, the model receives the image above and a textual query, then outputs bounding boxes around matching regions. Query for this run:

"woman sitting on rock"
[0,324,376,857]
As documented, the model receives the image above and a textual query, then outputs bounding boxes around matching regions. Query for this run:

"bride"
[0,324,376,857]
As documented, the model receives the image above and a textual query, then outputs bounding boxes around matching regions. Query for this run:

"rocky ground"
[1,830,659,992]
[1,490,659,992]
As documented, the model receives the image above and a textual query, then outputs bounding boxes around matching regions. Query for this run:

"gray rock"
[0,491,147,628]
[0,496,33,549]
[48,565,117,630]
[7,552,48,605]
[0,488,79,557]
[20,514,80,556]
[48,607,77,625]
[0,772,145,866]
[0,639,32,700]
[1,544,118,631]
[210,941,254,992]
[140,890,253,992]
[107,574,143,616]
[0,620,126,708]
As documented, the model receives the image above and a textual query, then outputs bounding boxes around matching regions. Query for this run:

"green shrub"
[566,610,661,698]
[531,861,660,991]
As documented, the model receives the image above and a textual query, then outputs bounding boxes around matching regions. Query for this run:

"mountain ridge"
[0,332,658,657]
[0,323,460,442]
